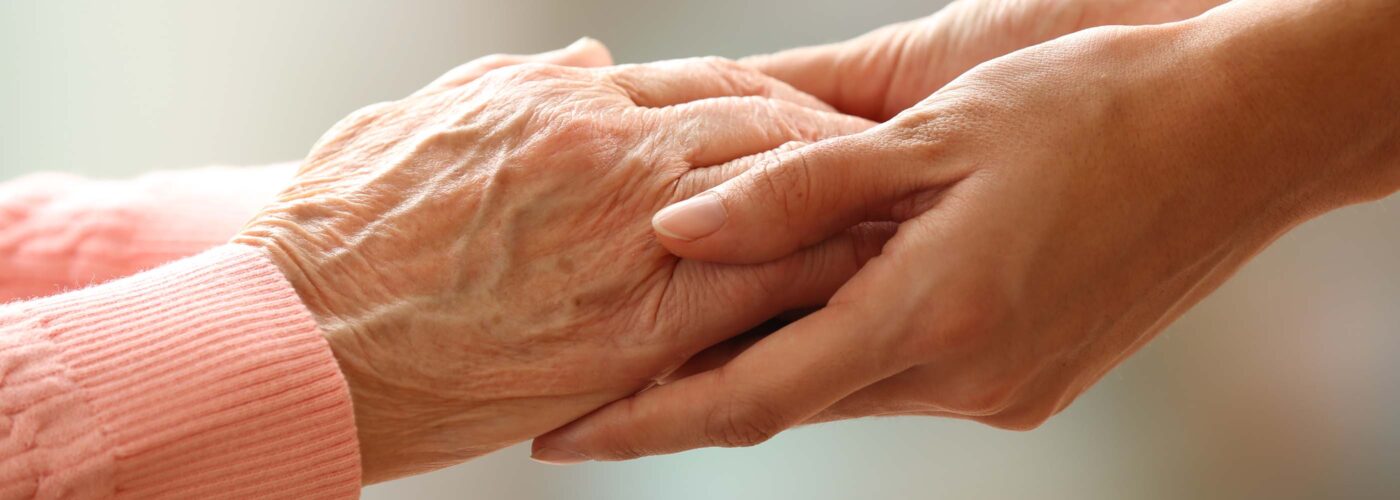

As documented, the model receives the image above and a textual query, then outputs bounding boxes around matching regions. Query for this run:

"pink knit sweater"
[0,165,361,499]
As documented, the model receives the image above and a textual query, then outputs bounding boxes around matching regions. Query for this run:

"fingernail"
[653,192,727,241]
[531,447,590,465]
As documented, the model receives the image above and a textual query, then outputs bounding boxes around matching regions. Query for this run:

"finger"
[740,45,843,110]
[654,310,810,385]
[656,96,873,167]
[652,130,933,264]
[653,142,884,378]
[660,221,894,352]
[417,37,613,95]
[532,297,907,462]
[810,359,1068,431]
[740,19,923,120]
[604,57,835,111]
[646,225,877,387]
[677,140,807,195]
[654,328,765,386]
[804,365,944,423]
[661,332,945,425]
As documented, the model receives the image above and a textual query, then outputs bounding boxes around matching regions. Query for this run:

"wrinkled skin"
[535,0,1400,460]
[607,0,1229,393]
[235,40,888,482]
[524,0,1230,460]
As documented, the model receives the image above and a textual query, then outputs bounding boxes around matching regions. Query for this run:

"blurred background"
[3,1,1397,498]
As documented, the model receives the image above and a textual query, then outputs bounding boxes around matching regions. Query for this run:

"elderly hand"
[533,0,1400,460]
[235,39,887,481]
[744,0,1224,121]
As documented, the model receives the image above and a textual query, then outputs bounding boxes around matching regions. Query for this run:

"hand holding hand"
[745,0,1224,120]
[236,40,888,481]
[534,0,1400,460]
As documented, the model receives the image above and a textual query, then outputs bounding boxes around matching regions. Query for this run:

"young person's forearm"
[1187,0,1400,210]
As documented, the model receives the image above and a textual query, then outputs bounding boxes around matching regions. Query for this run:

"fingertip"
[651,197,782,265]
[562,36,614,67]
[529,447,590,466]
[529,440,591,465]
[530,424,590,464]
[651,192,727,243]
[651,213,805,265]
[533,403,642,463]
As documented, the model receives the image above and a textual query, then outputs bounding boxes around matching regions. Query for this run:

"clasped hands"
[235,0,1400,482]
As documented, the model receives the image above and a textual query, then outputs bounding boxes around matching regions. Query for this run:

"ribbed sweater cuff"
[21,244,361,498]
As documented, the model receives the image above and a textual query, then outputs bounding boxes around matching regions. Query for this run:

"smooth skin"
[234,40,893,482]
[533,0,1400,462]
[742,0,1226,122]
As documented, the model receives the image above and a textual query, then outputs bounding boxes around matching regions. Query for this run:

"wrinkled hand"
[744,0,1224,120]
[235,40,889,481]
[534,0,1400,460]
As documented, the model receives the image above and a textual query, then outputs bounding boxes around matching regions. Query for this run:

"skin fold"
[742,0,1227,121]
[233,40,894,482]
[532,0,1400,462]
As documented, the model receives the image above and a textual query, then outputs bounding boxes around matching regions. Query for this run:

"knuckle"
[885,90,1000,164]
[886,109,963,163]
[606,72,646,104]
[705,397,785,448]
[742,98,802,141]
[727,140,807,179]
[945,379,1019,416]
[486,61,571,86]
[699,56,765,95]
[775,140,809,154]
[743,150,813,235]
[606,444,646,461]
[746,259,797,301]
[599,403,650,460]
[981,401,1058,432]
[697,55,742,72]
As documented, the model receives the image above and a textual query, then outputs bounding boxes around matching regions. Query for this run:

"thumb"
[651,131,916,264]
[531,300,904,463]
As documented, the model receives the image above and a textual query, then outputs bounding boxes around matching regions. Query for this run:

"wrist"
[233,224,348,332]
[237,224,502,483]
[233,225,391,480]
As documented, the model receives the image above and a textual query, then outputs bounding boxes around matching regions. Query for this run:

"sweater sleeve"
[0,244,360,499]
[0,164,295,303]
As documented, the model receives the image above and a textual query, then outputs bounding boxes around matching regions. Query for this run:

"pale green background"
[3,1,1397,499]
